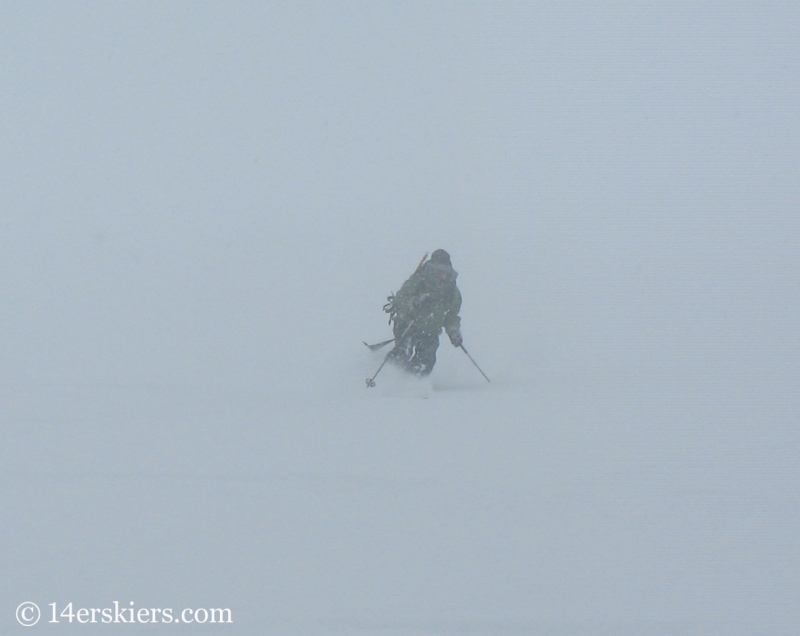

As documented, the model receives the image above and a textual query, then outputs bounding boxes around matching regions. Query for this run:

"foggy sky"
[2,2,797,392]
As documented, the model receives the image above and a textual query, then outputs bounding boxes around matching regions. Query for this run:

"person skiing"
[383,249,463,377]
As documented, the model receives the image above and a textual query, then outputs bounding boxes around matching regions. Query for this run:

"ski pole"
[365,321,413,387]
[460,345,490,383]
[366,353,391,388]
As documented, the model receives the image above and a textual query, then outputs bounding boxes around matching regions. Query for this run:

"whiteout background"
[2,3,798,635]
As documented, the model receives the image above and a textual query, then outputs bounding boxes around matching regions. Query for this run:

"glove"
[449,331,463,347]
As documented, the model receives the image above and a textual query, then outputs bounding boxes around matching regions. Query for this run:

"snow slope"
[2,3,799,635]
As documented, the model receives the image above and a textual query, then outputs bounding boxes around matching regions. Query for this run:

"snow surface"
[2,3,799,635]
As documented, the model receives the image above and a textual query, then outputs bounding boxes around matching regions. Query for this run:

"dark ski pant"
[386,330,440,377]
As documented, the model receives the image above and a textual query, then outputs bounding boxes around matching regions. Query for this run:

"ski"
[363,338,395,352]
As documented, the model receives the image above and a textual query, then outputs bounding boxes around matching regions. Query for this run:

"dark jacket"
[392,260,462,342]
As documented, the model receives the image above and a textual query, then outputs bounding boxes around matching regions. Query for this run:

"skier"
[383,249,463,377]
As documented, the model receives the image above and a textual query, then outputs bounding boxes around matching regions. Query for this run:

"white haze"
[2,3,799,635]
